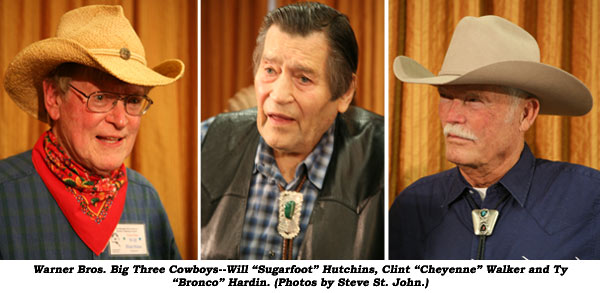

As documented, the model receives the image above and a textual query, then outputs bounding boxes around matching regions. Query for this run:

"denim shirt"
[390,144,600,260]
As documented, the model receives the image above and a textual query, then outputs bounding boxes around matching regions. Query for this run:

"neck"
[273,150,307,183]
[458,144,524,188]
[50,128,112,177]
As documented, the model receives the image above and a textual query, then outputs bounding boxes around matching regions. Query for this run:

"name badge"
[109,223,149,256]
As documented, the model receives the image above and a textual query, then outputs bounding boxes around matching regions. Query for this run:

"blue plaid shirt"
[201,117,334,259]
[0,151,180,259]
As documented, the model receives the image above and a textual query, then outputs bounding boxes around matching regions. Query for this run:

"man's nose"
[269,74,293,103]
[442,99,467,124]
[105,100,129,129]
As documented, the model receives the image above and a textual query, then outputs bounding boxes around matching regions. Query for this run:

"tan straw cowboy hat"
[393,15,592,116]
[3,5,185,123]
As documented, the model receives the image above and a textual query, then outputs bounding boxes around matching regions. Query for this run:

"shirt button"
[268,250,275,259]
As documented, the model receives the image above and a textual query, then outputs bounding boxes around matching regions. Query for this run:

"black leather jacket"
[201,106,383,259]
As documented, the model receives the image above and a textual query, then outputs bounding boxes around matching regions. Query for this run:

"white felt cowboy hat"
[3,5,185,123]
[393,15,592,116]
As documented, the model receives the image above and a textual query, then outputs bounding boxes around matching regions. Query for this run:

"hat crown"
[56,5,146,63]
[3,4,185,123]
[439,15,540,76]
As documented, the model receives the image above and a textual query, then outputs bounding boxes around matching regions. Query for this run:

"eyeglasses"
[68,84,153,116]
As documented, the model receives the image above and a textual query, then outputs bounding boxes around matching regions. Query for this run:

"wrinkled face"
[438,85,523,169]
[46,73,146,176]
[254,25,351,157]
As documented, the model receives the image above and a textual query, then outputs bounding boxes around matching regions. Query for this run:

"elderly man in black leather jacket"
[201,2,383,260]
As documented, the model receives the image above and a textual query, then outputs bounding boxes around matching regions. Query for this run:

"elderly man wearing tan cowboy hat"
[0,5,184,259]
[389,15,600,259]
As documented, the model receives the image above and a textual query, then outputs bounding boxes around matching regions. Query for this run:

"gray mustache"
[443,124,478,141]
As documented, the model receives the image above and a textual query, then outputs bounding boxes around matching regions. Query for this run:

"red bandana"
[32,130,128,255]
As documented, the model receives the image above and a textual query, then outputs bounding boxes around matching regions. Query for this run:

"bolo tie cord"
[278,174,307,260]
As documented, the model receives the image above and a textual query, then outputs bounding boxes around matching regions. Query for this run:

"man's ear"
[519,97,540,132]
[336,74,356,113]
[42,79,62,121]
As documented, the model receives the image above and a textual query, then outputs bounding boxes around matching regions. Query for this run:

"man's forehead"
[71,72,149,94]
[263,25,328,53]
[261,25,328,69]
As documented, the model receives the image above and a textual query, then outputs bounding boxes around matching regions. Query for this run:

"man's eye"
[265,67,275,74]
[299,76,311,84]
[93,95,104,101]
[128,97,142,104]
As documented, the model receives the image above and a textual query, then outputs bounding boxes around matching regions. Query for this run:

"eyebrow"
[262,55,281,65]
[464,92,482,99]
[291,63,317,76]
[262,55,317,76]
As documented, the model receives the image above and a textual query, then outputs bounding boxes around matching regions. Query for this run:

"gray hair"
[503,86,532,105]
[499,86,535,122]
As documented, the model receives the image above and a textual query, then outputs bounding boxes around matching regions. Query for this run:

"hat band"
[88,48,147,65]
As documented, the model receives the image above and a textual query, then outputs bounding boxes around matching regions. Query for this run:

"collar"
[496,144,535,207]
[253,122,335,190]
[443,143,535,208]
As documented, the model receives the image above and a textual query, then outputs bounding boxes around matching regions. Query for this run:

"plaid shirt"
[0,151,180,259]
[201,117,334,259]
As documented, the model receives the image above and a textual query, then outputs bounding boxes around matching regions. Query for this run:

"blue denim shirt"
[390,144,600,260]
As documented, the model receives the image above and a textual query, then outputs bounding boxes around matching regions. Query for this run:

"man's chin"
[445,149,478,168]
[260,129,290,148]
[266,141,293,153]
[88,160,126,176]
[265,139,306,156]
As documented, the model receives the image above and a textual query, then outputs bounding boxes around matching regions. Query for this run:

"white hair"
[500,86,534,122]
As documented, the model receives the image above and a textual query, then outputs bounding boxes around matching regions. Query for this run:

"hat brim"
[4,38,184,123]
[393,56,593,116]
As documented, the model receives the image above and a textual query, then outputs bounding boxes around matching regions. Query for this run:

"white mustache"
[443,124,478,141]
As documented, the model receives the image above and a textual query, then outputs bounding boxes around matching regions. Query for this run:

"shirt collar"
[253,121,335,190]
[444,143,535,208]
[444,169,470,207]
[497,143,535,207]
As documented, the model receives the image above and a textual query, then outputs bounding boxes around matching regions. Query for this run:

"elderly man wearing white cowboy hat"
[0,5,184,259]
[389,15,600,260]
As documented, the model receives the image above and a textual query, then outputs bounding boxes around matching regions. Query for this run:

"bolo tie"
[466,190,511,260]
[277,174,307,260]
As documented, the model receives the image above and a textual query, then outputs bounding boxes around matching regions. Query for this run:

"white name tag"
[109,223,149,256]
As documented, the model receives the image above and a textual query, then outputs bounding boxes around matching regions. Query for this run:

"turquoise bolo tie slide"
[471,209,499,236]
[277,191,303,239]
